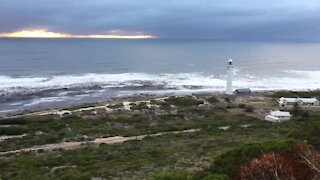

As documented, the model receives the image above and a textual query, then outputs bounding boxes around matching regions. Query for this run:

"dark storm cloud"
[1,0,320,39]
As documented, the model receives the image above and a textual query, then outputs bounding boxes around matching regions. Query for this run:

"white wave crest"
[0,70,319,93]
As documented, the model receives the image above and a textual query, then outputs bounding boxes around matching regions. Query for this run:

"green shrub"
[107,103,124,109]
[224,98,231,103]
[0,127,27,135]
[130,102,149,110]
[193,173,229,180]
[115,115,143,123]
[244,106,254,113]
[154,172,190,180]
[165,96,203,107]
[207,96,219,104]
[291,120,320,149]
[271,91,320,98]
[151,100,171,110]
[159,114,184,121]
[211,139,294,176]
[226,105,235,109]
[291,103,302,117]
[0,118,29,125]
[238,104,246,109]
[155,172,229,180]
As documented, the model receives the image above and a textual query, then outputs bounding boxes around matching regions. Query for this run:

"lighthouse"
[226,59,233,95]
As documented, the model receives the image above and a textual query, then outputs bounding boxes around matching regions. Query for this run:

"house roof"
[235,88,252,93]
[270,110,291,117]
[279,97,319,103]
[265,115,279,120]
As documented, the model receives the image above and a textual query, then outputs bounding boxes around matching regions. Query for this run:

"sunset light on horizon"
[0,29,156,39]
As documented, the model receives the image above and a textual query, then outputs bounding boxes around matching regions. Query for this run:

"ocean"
[1,38,320,115]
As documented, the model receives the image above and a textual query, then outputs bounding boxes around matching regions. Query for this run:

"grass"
[0,94,319,179]
[165,96,204,107]
[271,90,320,98]
[150,100,171,110]
[207,96,219,104]
[107,103,124,109]
[130,102,149,111]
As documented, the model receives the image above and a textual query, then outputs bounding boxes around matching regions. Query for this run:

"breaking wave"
[0,70,319,93]
[0,70,319,115]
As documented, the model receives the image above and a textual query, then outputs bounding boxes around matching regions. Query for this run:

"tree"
[235,143,320,180]
[291,103,302,117]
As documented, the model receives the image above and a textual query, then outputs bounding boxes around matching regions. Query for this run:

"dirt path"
[73,105,106,112]
[6,110,58,119]
[5,104,108,119]
[193,95,215,108]
[0,129,200,155]
[0,134,27,142]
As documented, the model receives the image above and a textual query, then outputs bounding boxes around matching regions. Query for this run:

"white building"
[279,97,319,107]
[56,110,72,117]
[265,110,291,123]
[226,59,233,95]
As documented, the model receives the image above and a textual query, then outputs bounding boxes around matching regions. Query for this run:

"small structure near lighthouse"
[226,59,233,95]
[235,88,252,96]
[226,59,252,98]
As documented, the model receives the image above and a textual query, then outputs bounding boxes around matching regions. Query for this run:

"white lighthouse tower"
[226,59,233,95]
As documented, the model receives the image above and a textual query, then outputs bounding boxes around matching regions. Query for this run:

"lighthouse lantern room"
[226,59,233,95]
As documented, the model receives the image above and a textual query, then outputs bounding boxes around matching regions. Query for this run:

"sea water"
[1,38,320,115]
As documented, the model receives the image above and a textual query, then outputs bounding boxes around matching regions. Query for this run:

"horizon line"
[0,29,157,39]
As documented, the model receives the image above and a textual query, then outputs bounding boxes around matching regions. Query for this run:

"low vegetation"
[165,96,204,106]
[271,90,320,98]
[0,94,319,179]
[107,103,124,109]
[206,96,219,104]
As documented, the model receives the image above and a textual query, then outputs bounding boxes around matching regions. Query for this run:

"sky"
[1,0,320,40]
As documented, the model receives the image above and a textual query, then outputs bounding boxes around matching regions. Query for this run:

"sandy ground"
[0,129,200,155]
[0,134,27,142]
[1,93,278,120]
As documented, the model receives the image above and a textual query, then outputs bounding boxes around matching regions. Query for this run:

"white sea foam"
[0,70,319,95]
[0,70,319,115]
[23,96,70,107]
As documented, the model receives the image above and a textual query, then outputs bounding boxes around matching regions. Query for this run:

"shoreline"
[2,89,319,118]
[0,86,319,179]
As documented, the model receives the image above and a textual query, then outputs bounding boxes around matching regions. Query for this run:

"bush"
[130,102,149,110]
[0,118,29,125]
[301,111,310,120]
[151,100,171,110]
[207,96,219,104]
[291,103,302,117]
[235,143,320,180]
[107,103,124,109]
[238,104,246,109]
[0,127,27,135]
[211,139,294,176]
[37,149,45,153]
[154,172,190,180]
[224,98,231,103]
[226,105,235,109]
[271,91,320,99]
[193,173,229,180]
[155,172,229,180]
[165,96,203,107]
[244,106,254,113]
[290,103,311,120]
[159,114,184,121]
[291,120,320,149]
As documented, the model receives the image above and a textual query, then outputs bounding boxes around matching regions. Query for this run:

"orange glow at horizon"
[0,29,156,39]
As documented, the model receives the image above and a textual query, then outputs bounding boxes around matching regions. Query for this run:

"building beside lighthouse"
[225,59,251,97]
[226,59,233,95]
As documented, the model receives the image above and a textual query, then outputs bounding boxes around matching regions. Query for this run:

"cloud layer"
[1,0,320,40]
